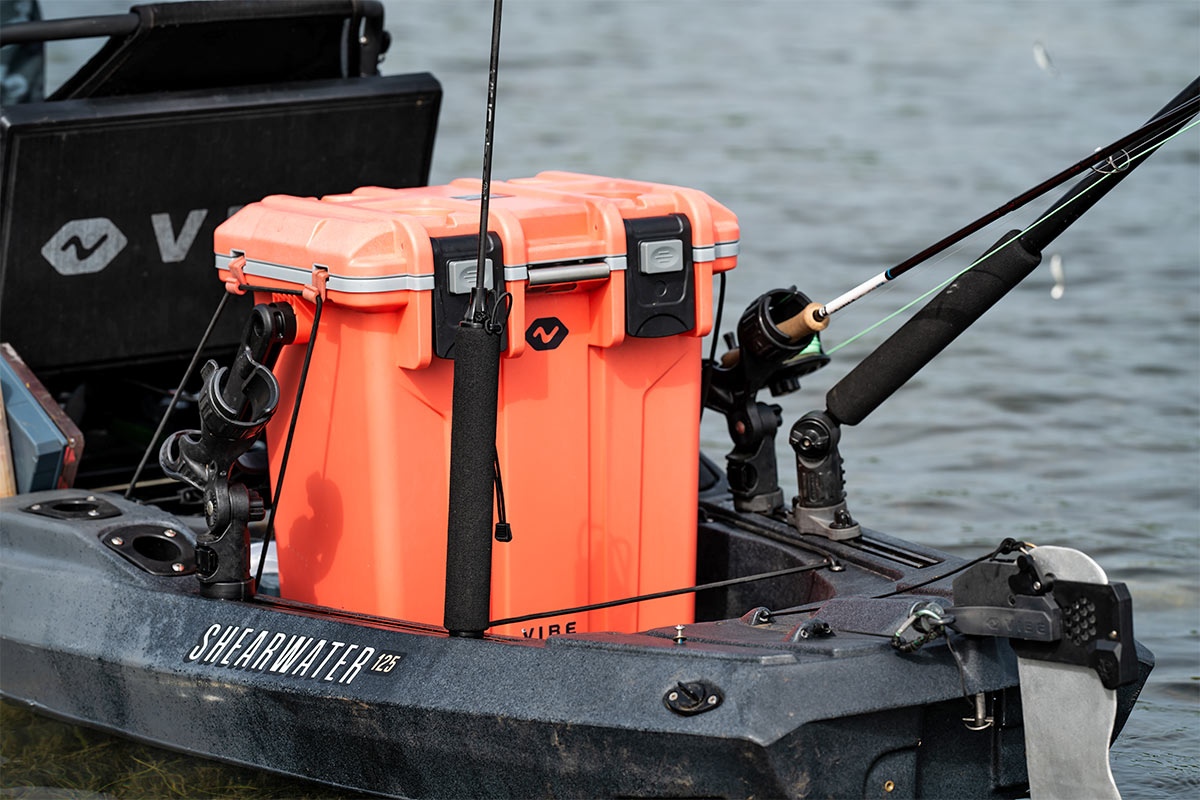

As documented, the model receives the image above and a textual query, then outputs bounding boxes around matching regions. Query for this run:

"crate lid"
[215,172,738,305]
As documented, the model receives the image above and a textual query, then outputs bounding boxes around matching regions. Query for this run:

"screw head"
[30,504,41,511]
[667,691,678,702]
[205,500,215,516]
[110,537,124,546]
[86,496,96,501]
[87,509,100,517]
[707,695,718,705]
[1109,630,1119,640]
[884,780,895,793]
[163,529,177,538]
[171,563,185,573]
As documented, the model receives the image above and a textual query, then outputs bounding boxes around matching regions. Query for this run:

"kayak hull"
[0,489,1152,798]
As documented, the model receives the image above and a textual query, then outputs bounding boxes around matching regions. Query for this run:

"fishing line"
[810,91,1200,326]
[126,291,231,500]
[845,237,971,313]
[828,115,1200,355]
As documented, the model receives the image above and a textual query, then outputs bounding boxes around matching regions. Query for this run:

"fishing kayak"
[2,2,1196,798]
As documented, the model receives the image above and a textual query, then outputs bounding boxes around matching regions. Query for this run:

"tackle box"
[214,172,738,636]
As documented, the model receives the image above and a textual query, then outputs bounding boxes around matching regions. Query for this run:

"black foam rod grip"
[443,323,502,637]
[826,230,1041,427]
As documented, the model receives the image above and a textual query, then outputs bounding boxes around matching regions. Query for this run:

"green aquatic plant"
[1,701,366,799]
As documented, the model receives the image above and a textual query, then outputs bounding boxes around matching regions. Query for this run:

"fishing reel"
[706,288,829,513]
[160,302,296,599]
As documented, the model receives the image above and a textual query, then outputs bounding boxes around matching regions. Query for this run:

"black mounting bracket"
[159,302,293,599]
[788,411,860,540]
[949,557,1138,689]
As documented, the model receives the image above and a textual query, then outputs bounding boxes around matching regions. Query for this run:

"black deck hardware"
[664,681,724,716]
[25,495,120,521]
[789,411,860,540]
[100,524,195,576]
[950,558,1138,689]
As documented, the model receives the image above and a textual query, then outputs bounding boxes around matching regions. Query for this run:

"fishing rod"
[825,76,1200,428]
[721,80,1200,364]
[443,0,506,639]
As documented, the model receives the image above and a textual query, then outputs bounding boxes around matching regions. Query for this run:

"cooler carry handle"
[526,262,610,287]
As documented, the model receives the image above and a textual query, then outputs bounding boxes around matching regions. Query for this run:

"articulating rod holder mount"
[789,411,860,540]
[159,302,296,599]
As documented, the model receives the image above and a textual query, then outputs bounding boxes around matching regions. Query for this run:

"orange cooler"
[214,171,738,636]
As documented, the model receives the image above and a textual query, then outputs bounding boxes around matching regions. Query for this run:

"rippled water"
[7,0,1198,797]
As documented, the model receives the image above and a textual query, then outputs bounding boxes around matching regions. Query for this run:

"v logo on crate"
[525,317,568,351]
[63,233,109,260]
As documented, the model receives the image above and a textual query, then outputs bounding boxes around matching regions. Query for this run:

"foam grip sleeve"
[826,231,1041,426]
[443,324,502,636]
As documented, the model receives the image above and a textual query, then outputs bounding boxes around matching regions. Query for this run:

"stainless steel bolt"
[86,496,96,501]
[110,537,124,546]
[30,504,41,511]
[171,563,185,573]
[87,509,100,517]
[163,529,177,538]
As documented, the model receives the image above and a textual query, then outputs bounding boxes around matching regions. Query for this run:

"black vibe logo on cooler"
[525,316,568,351]
[184,622,402,685]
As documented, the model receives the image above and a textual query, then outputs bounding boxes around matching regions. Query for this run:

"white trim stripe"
[693,239,740,263]
[216,250,627,292]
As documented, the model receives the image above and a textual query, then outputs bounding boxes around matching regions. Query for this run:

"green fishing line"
[828,116,1200,355]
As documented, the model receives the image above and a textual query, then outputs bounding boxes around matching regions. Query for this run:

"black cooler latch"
[623,214,695,338]
[430,232,507,359]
